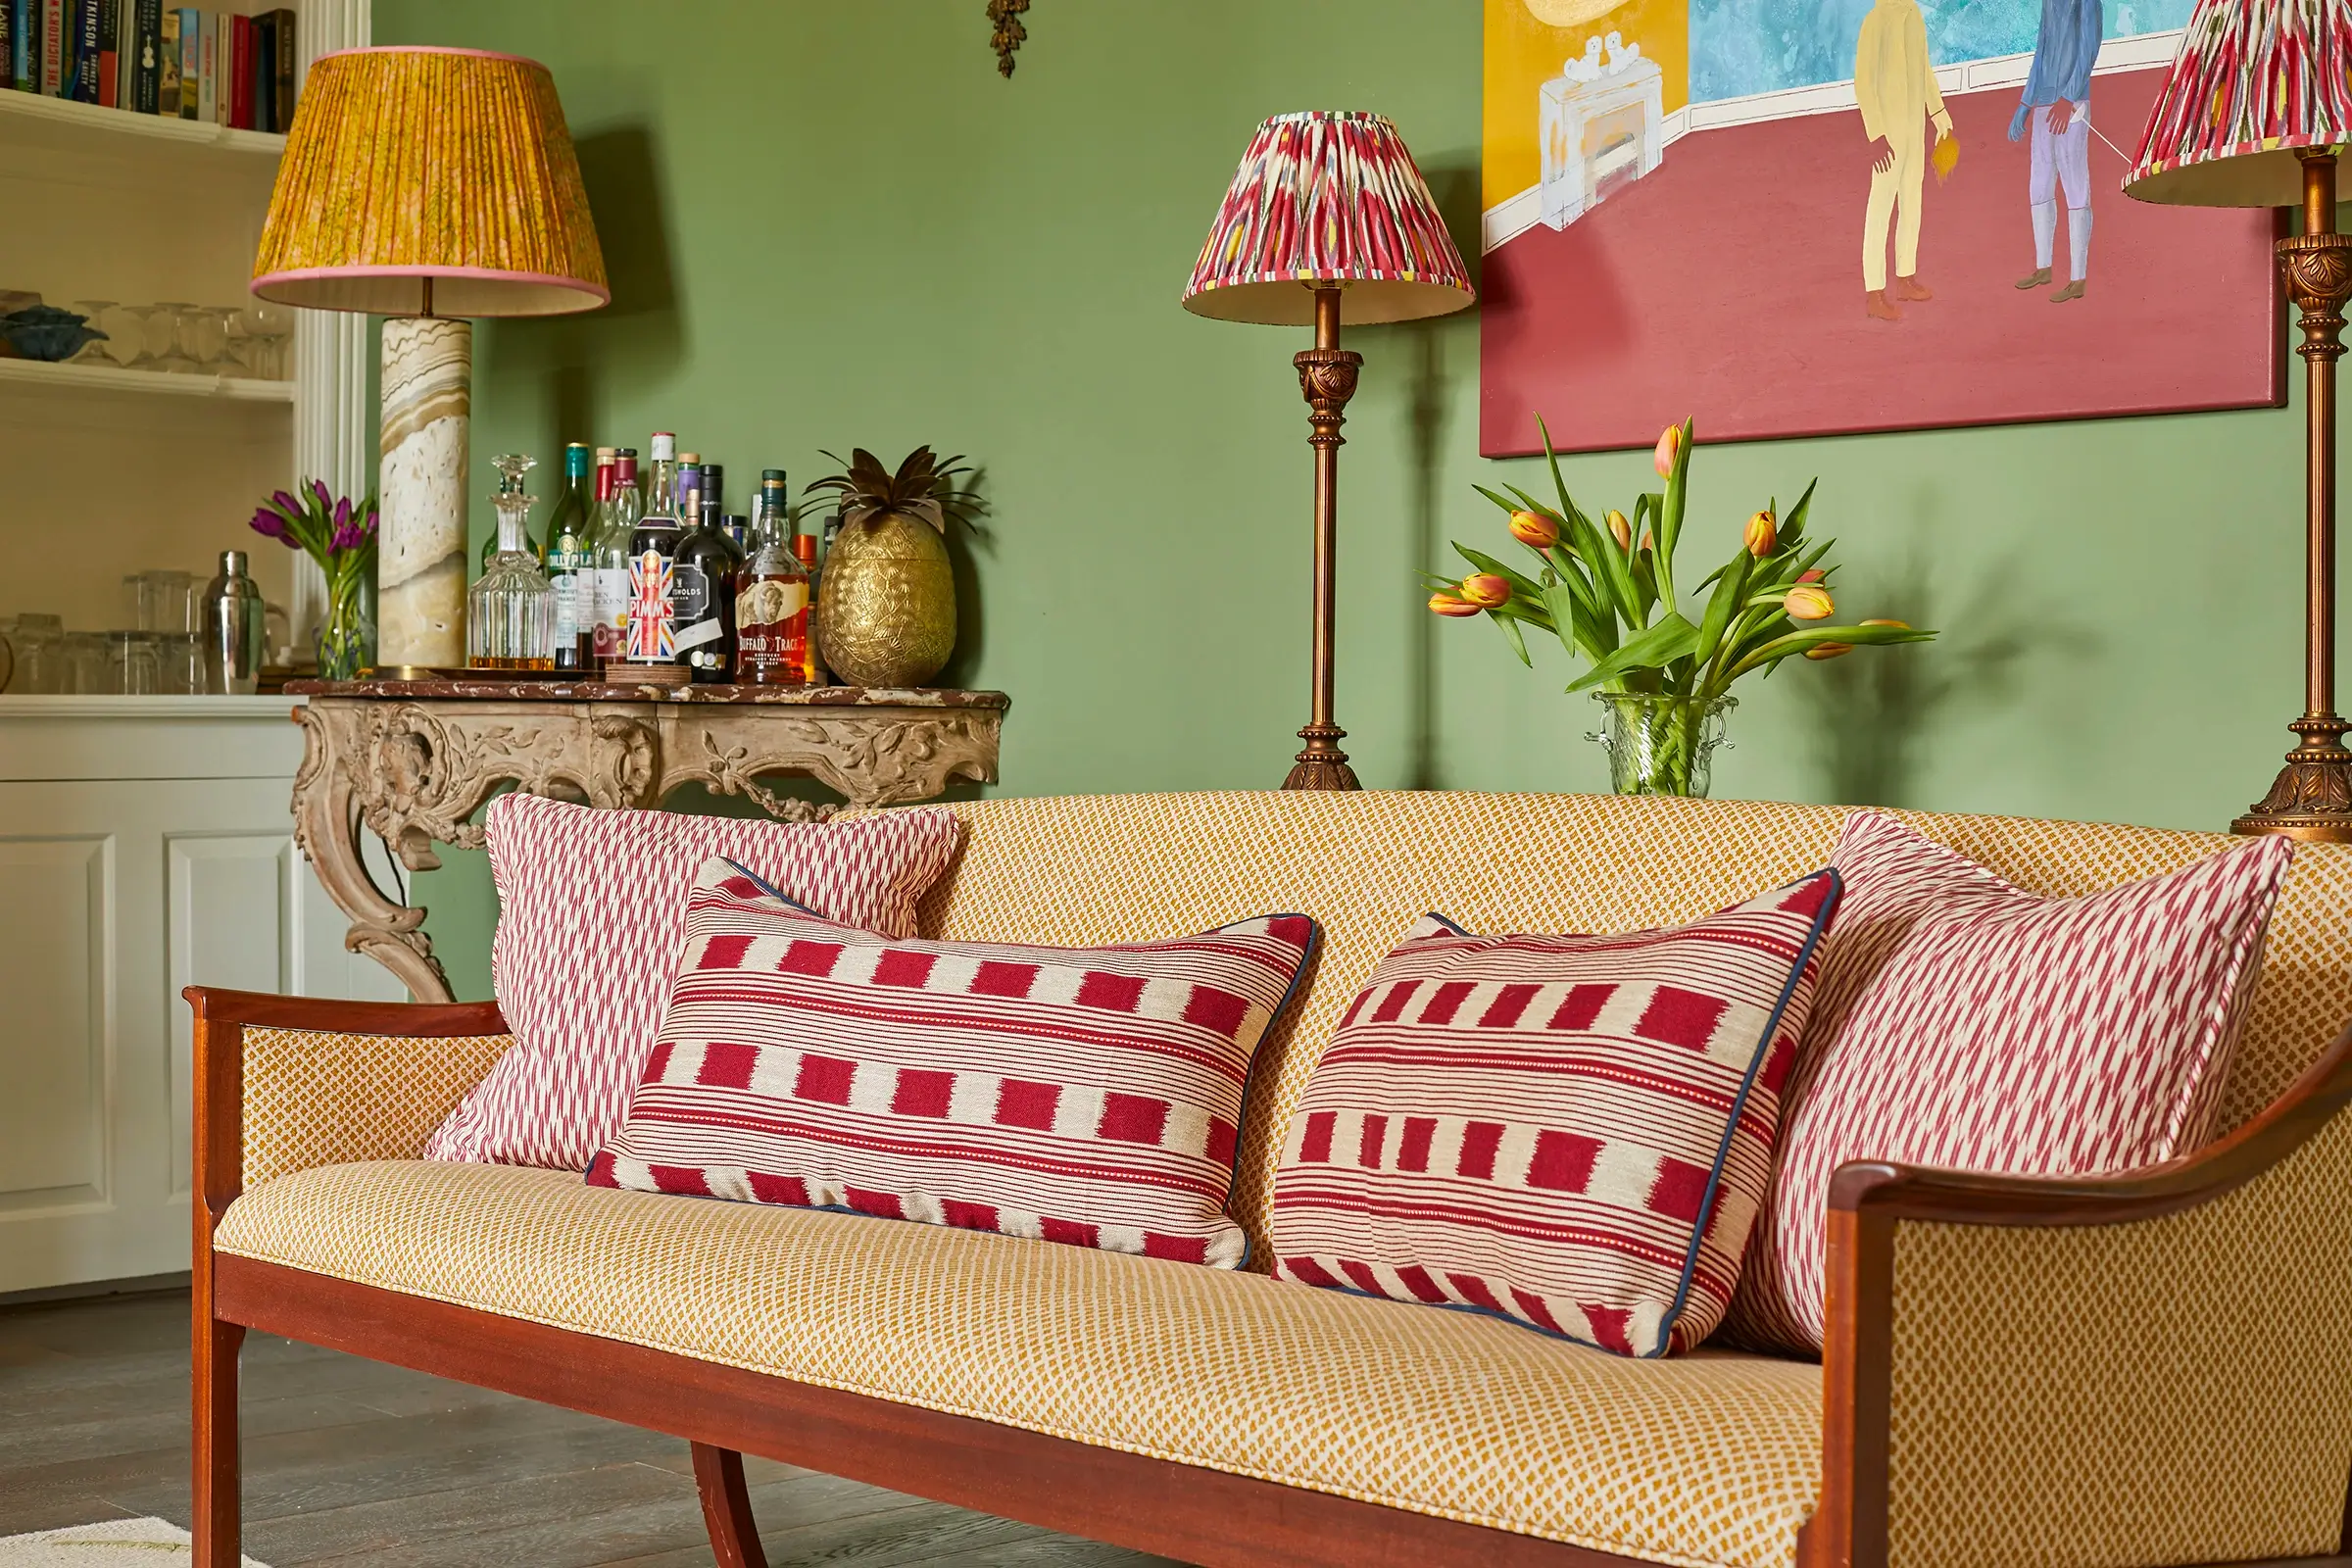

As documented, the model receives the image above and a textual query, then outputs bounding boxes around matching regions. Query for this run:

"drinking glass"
[236,303,292,379]
[159,633,203,694]
[65,633,111,694]
[146,304,198,372]
[9,612,63,693]
[68,300,117,365]
[180,307,231,371]
[108,632,160,695]
[133,571,197,634]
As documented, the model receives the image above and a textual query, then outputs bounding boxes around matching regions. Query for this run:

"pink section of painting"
[1480,68,2280,455]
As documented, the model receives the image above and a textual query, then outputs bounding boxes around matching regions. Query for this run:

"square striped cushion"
[586,858,1320,1267]
[1724,810,2293,1355]
[1267,871,1841,1356]
[424,796,963,1170]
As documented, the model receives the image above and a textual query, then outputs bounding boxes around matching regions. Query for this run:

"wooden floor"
[0,1289,1181,1566]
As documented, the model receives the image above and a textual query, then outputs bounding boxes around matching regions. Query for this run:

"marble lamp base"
[377,317,472,669]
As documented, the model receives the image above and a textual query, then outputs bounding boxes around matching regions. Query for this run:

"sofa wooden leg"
[192,1314,245,1568]
[691,1442,769,1568]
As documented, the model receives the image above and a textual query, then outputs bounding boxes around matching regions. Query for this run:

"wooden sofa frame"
[186,987,2352,1568]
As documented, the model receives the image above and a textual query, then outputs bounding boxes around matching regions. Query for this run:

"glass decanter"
[467,454,557,670]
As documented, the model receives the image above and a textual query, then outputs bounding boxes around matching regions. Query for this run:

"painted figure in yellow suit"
[1855,0,1952,321]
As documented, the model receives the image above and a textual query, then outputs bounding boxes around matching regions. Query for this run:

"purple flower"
[332,496,351,535]
[271,489,300,515]
[250,507,288,541]
[309,477,332,514]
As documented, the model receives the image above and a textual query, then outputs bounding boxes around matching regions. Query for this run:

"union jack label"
[627,551,675,661]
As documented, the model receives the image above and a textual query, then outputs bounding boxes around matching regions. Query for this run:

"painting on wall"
[1478,0,2284,456]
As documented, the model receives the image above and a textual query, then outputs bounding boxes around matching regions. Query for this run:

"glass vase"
[315,567,376,681]
[1589,692,1735,798]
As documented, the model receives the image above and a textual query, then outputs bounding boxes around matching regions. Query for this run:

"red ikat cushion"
[1267,871,1841,1357]
[424,796,963,1170]
[1723,810,2293,1355]
[586,858,1320,1267]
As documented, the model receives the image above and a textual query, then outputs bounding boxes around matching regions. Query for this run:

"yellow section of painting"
[1482,0,1690,212]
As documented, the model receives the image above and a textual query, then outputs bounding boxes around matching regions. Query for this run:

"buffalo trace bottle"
[736,472,807,686]
[625,434,683,665]
[594,449,643,670]
[544,443,597,672]
[675,466,744,683]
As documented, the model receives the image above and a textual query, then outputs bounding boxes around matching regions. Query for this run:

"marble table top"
[286,678,1009,709]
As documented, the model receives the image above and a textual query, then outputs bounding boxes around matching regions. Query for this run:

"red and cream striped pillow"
[1267,872,1842,1357]
[1724,811,2293,1355]
[587,858,1320,1267]
[424,796,963,1170]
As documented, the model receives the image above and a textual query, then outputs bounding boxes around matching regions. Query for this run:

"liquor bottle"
[467,454,557,670]
[677,454,704,533]
[544,442,596,672]
[796,533,824,685]
[478,462,544,572]
[703,463,725,525]
[735,481,806,687]
[676,471,743,684]
[624,433,683,665]
[593,448,641,670]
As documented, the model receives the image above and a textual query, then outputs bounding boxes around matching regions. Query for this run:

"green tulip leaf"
[1567,612,1699,692]
[1494,610,1533,666]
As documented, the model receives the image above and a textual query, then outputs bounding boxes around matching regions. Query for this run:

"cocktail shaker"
[201,550,266,696]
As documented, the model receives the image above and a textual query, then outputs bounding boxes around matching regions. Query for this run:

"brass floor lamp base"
[2237,159,2352,844]
[1285,724,1359,791]
[1281,287,1364,793]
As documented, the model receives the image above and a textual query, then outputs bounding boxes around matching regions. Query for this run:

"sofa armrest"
[1801,1025,2352,1568]
[185,988,512,1225]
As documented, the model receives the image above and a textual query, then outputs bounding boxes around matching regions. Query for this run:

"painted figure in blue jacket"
[2008,0,2102,302]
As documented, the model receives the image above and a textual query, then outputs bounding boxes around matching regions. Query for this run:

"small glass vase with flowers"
[1429,418,1936,798]
[252,481,379,681]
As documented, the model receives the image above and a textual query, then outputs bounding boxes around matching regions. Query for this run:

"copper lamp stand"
[2237,150,2352,840]
[1286,286,1363,791]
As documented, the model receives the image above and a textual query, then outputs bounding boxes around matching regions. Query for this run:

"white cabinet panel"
[168,833,299,1197]
[0,833,109,1209]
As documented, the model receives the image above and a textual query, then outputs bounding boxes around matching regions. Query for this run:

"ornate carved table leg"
[290,702,457,1003]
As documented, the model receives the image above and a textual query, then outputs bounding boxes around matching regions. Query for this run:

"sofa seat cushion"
[215,1159,1823,1568]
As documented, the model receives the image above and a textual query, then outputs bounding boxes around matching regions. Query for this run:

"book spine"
[226,8,245,126]
[95,0,115,105]
[246,7,264,129]
[69,0,94,99]
[0,1,12,92]
[172,6,191,117]
[196,8,211,122]
[14,0,30,93]
[39,0,59,95]
[267,4,286,130]
[129,0,154,111]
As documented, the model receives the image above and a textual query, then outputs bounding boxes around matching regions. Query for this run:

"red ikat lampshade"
[2126,0,2352,206]
[1183,111,1476,326]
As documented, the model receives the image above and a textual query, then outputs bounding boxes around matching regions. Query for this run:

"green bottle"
[543,443,596,671]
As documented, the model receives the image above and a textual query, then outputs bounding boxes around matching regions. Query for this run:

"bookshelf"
[0,76,286,157]
[0,356,299,403]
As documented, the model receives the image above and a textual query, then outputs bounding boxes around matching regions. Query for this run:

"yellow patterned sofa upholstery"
[192,792,2352,1568]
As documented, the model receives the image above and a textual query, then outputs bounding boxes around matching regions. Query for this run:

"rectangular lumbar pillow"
[1723,810,2293,1355]
[1267,871,1841,1356]
[424,796,964,1170]
[586,858,1321,1267]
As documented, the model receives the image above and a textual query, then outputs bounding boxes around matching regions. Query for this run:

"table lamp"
[251,46,608,675]
[1184,111,1475,790]
[2128,8,2352,838]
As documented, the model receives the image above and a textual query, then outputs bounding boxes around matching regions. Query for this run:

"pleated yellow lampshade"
[251,46,608,318]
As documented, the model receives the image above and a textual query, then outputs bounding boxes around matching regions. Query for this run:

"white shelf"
[0,356,295,403]
[0,85,284,156]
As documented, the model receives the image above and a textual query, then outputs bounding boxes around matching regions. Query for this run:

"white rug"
[0,1519,267,1566]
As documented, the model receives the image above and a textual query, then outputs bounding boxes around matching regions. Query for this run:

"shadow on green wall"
[1796,547,2086,808]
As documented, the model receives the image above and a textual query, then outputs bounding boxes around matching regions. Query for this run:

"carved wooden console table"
[283,678,1008,1003]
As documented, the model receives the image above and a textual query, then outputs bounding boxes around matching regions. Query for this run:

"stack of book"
[0,2,298,133]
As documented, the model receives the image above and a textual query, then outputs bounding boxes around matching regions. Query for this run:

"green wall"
[376,0,2324,1000]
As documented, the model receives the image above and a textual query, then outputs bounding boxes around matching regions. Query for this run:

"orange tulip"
[1796,567,1826,583]
[1805,642,1854,661]
[1429,592,1481,617]
[1744,509,1777,557]
[1862,617,1909,628]
[1508,510,1559,548]
[1640,529,1654,553]
[1653,424,1682,477]
[1458,573,1511,608]
[1785,583,1835,620]
[1605,510,1633,551]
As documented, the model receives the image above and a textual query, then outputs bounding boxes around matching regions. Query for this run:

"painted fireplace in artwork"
[1479,0,2283,455]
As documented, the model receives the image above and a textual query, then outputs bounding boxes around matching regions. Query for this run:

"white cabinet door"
[0,772,399,1294]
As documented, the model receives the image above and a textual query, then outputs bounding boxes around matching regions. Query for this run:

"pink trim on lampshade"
[309,44,550,70]
[251,264,611,305]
